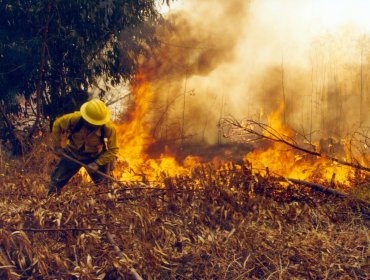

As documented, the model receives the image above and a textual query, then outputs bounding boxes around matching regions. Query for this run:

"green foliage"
[0,0,161,120]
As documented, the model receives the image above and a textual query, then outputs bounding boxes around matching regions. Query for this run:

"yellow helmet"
[80,98,111,125]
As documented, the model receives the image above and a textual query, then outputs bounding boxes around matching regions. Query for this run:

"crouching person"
[48,99,119,195]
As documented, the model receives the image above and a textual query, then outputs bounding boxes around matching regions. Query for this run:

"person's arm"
[52,112,80,148]
[95,124,119,166]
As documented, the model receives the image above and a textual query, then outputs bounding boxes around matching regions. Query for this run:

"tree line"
[0,0,165,154]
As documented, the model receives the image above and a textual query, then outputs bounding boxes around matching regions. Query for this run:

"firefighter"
[48,98,119,195]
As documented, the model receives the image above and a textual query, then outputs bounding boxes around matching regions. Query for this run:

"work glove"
[52,146,64,156]
[87,162,99,171]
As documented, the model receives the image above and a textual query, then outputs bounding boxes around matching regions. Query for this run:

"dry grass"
[0,143,369,279]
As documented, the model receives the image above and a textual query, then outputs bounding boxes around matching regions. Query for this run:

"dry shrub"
[0,142,368,279]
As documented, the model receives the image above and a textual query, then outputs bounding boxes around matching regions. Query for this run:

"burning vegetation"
[2,59,368,278]
[104,0,370,189]
[0,145,369,278]
[0,0,370,278]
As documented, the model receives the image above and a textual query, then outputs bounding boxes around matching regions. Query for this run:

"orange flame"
[114,72,201,183]
[244,103,353,185]
[111,71,355,187]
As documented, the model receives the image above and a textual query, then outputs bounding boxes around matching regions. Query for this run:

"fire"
[244,103,353,185]
[114,72,201,183]
[78,1,370,188]
[112,72,354,187]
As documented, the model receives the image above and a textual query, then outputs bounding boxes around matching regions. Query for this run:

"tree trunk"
[29,0,53,139]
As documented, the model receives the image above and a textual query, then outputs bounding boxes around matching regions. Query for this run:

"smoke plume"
[131,0,370,145]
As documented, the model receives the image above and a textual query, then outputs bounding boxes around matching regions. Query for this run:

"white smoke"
[130,0,370,144]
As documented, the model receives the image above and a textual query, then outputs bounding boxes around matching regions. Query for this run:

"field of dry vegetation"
[0,142,369,279]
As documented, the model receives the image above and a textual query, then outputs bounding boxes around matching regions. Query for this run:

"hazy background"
[121,0,370,146]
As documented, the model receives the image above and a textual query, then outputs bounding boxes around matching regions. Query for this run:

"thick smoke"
[133,0,370,145]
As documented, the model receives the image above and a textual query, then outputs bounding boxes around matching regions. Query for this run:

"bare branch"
[221,116,370,173]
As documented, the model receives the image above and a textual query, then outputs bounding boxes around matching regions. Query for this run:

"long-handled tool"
[58,151,123,185]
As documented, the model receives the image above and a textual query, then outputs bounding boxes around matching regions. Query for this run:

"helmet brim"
[80,102,111,125]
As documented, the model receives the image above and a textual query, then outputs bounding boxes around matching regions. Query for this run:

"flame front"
[114,72,201,183]
[244,103,353,185]
[112,72,356,187]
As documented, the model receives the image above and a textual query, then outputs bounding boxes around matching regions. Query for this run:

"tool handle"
[60,151,121,184]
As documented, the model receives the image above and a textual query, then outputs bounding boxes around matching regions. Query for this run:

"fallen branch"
[222,117,370,173]
[106,232,143,280]
[10,227,102,233]
[286,178,347,197]
[93,185,198,197]
[284,177,370,207]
